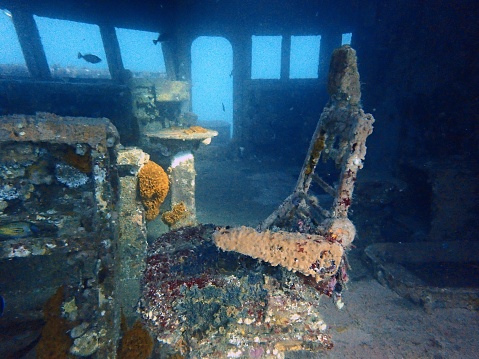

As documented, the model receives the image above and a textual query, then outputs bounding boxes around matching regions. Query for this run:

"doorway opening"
[191,36,233,140]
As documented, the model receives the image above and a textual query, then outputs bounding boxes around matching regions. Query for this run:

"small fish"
[1,8,12,19]
[78,52,102,64]
[0,221,39,240]
[222,102,225,112]
[153,32,172,45]
[0,295,4,317]
[0,221,33,239]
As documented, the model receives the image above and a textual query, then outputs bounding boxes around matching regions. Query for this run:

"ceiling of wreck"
[0,0,359,34]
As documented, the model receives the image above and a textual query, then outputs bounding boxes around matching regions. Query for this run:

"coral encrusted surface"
[139,225,336,359]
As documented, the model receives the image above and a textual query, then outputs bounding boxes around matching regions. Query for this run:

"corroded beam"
[11,10,51,79]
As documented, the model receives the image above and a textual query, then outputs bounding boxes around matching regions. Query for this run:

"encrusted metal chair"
[260,45,375,232]
[214,46,375,289]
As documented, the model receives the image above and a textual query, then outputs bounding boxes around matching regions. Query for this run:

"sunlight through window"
[342,33,352,45]
[289,35,321,79]
[251,35,282,79]
[0,9,28,76]
[192,36,233,137]
[116,28,166,76]
[35,16,110,78]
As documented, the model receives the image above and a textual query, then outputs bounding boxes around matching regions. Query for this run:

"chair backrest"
[260,45,374,231]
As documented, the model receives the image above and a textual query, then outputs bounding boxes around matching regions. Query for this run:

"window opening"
[342,33,352,45]
[251,35,282,79]
[34,16,110,79]
[116,28,166,77]
[289,35,321,79]
[0,9,29,77]
[191,36,233,138]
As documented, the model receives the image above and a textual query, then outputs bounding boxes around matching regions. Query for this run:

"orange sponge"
[138,160,169,221]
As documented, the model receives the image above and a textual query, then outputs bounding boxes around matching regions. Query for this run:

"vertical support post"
[115,147,150,326]
[11,11,51,80]
[175,33,193,112]
[100,26,127,83]
[162,42,178,80]
[175,32,192,82]
[91,146,120,358]
[232,33,252,142]
[281,34,291,80]
[169,151,197,229]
